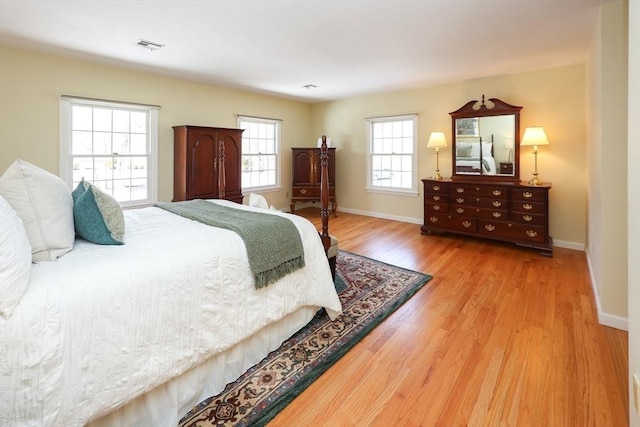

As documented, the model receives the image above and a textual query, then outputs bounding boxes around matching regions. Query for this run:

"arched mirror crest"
[450,95,522,182]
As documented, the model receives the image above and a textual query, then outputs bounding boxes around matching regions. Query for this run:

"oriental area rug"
[179,251,432,427]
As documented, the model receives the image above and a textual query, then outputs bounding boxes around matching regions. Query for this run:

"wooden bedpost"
[320,135,331,254]
[218,139,226,199]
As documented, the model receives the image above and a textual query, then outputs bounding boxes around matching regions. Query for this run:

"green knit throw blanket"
[155,200,305,289]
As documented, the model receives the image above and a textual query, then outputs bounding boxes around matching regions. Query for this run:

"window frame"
[237,115,282,193]
[59,96,159,208]
[366,114,419,196]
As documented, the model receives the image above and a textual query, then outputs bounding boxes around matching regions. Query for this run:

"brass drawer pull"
[456,197,464,203]
[485,224,496,232]
[523,192,533,198]
[429,216,438,223]
[526,230,538,238]
[462,221,472,228]
[433,185,440,191]
[433,195,440,201]
[456,208,464,213]
[456,187,464,193]
[493,212,502,218]
[300,189,307,194]
[493,201,502,207]
[523,203,533,210]
[523,215,533,222]
[433,205,440,211]
[492,190,502,196]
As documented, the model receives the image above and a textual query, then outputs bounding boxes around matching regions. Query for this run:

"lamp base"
[432,170,443,181]
[528,174,542,185]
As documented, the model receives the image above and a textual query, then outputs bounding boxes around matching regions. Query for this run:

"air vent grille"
[135,39,164,51]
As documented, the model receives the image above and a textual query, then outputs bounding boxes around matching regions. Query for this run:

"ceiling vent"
[135,39,165,51]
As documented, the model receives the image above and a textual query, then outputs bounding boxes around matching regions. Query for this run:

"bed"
[0,139,341,426]
[454,139,497,175]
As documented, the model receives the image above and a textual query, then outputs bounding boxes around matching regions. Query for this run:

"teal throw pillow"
[456,145,472,158]
[71,178,88,203]
[73,179,125,245]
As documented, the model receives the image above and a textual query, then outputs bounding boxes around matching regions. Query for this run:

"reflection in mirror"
[450,96,522,182]
[454,115,515,176]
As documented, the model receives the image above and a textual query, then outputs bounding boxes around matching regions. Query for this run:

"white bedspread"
[0,200,342,427]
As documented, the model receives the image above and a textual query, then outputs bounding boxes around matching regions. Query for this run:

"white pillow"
[0,159,75,262]
[482,142,493,157]
[0,195,31,319]
[248,192,269,210]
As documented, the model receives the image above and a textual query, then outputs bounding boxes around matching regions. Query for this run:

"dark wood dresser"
[421,178,552,256]
[173,125,244,203]
[290,147,336,214]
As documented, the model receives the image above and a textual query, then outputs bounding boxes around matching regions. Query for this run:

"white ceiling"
[0,0,612,103]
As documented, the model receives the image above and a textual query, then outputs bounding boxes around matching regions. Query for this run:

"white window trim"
[237,115,282,192]
[365,114,419,196]
[59,96,159,208]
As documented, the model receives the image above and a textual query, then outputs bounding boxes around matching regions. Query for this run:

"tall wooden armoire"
[290,147,336,214]
[173,125,244,204]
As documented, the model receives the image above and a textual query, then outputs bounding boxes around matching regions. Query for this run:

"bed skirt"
[89,306,319,427]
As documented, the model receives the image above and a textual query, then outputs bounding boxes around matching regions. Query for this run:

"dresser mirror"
[450,96,522,182]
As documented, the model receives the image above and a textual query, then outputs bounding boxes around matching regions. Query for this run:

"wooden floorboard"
[268,208,628,427]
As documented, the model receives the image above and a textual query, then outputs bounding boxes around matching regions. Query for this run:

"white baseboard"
[585,251,629,331]
[336,206,422,225]
[553,239,585,251]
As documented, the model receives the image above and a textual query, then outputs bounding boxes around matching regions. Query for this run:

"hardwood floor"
[269,208,628,427]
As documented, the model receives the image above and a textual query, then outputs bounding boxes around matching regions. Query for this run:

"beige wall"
[0,46,589,249]
[0,45,311,210]
[587,0,628,323]
[311,65,588,247]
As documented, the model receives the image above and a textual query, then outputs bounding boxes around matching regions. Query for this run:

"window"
[60,97,159,207]
[366,114,418,194]
[237,116,281,191]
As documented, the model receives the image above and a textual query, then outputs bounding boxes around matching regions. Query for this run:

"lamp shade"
[427,132,447,148]
[521,127,549,147]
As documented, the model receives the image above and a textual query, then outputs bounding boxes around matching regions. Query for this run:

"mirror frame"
[450,95,522,182]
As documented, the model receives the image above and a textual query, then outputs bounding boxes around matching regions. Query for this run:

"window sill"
[365,187,419,197]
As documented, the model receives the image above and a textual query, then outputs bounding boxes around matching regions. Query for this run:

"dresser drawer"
[424,213,453,228]
[451,184,508,198]
[450,195,475,206]
[512,188,547,202]
[425,182,449,194]
[477,198,507,209]
[424,213,477,232]
[292,187,320,198]
[450,196,507,211]
[426,193,447,203]
[511,212,547,226]
[477,209,508,221]
[425,202,448,213]
[478,220,546,243]
[511,200,546,215]
[449,216,477,232]
[450,205,477,216]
